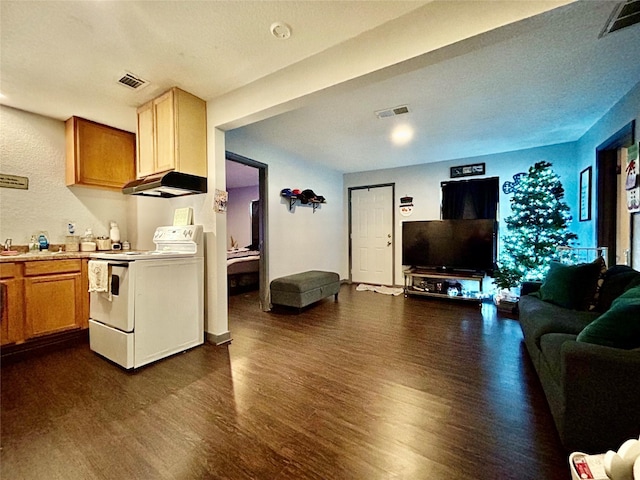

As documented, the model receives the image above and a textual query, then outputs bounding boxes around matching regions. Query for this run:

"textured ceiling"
[0,0,427,132]
[2,1,638,176]
[232,1,640,173]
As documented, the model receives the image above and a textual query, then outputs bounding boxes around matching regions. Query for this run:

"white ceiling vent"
[600,0,640,37]
[117,72,149,90]
[374,105,410,119]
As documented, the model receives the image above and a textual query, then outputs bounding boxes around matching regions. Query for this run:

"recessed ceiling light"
[391,124,414,146]
[270,22,292,39]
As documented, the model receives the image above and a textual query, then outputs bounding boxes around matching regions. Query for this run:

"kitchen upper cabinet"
[66,116,136,190]
[136,87,207,179]
[1,262,24,346]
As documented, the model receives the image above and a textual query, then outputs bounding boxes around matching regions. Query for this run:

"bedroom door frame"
[596,121,635,267]
[226,151,269,311]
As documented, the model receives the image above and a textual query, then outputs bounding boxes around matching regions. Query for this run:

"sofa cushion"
[518,295,599,347]
[577,285,640,349]
[537,260,603,311]
[596,265,640,312]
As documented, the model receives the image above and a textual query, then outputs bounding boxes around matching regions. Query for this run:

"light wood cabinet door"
[0,263,24,346]
[24,273,83,338]
[153,90,176,174]
[136,101,156,178]
[135,87,206,178]
[173,88,207,177]
[66,116,136,190]
[23,260,88,339]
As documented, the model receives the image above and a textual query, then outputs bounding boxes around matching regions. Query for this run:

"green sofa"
[518,263,640,453]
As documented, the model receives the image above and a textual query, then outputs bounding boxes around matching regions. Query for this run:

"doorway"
[349,184,394,286]
[225,152,269,311]
[596,121,635,266]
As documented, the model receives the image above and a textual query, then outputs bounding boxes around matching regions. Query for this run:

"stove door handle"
[111,274,120,296]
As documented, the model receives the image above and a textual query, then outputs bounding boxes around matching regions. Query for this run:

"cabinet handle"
[0,283,5,321]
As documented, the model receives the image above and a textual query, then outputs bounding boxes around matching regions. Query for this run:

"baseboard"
[206,331,232,345]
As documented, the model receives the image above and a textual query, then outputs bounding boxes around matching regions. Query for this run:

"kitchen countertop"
[0,251,96,263]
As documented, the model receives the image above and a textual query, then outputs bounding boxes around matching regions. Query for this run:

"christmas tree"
[493,161,577,289]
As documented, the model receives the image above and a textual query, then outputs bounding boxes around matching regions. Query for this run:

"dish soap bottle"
[37,232,49,251]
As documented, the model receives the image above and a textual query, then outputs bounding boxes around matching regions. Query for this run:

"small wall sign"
[0,173,29,190]
[626,143,639,213]
[450,163,485,179]
[214,189,228,213]
[399,195,413,217]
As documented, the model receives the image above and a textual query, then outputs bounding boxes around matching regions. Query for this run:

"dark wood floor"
[1,285,570,479]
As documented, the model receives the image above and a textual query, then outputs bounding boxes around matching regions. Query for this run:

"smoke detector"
[270,22,292,39]
[375,105,410,119]
[117,71,149,90]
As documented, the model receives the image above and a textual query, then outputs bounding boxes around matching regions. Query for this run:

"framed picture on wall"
[579,166,592,222]
[450,162,485,178]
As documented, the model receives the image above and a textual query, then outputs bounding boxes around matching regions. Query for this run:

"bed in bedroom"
[227,248,260,294]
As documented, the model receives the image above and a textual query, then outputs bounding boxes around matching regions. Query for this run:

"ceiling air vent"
[117,72,149,90]
[375,105,410,119]
[600,0,640,37]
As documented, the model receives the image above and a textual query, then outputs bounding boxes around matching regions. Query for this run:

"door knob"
[387,241,391,247]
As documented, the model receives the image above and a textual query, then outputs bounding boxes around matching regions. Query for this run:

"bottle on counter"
[109,221,120,243]
[28,235,39,253]
[37,232,49,251]
[109,221,122,250]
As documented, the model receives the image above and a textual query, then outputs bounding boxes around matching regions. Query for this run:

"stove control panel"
[153,225,202,243]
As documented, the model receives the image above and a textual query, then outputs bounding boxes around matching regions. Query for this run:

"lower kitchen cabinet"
[0,259,89,349]
[1,262,24,345]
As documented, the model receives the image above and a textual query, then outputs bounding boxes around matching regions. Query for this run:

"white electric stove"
[88,225,204,369]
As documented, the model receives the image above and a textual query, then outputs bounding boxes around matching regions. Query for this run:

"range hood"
[122,171,207,197]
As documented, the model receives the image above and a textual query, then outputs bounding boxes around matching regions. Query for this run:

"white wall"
[227,185,258,249]
[0,106,130,247]
[226,130,346,281]
[344,142,581,285]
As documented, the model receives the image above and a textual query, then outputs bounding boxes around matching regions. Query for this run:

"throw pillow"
[588,256,608,311]
[596,265,640,312]
[537,259,603,311]
[577,285,640,349]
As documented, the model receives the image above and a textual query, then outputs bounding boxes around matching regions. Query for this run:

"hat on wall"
[299,189,316,204]
[280,188,293,197]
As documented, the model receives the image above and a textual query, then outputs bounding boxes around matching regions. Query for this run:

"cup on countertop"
[95,237,111,251]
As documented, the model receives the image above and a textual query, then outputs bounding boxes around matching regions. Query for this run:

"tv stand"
[403,268,484,304]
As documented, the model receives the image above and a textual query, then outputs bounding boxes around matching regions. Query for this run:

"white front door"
[350,185,394,285]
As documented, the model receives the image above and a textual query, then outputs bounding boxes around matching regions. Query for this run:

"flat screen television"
[402,219,497,273]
